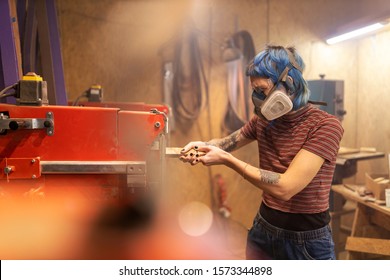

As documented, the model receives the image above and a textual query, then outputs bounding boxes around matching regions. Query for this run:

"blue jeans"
[246,212,335,260]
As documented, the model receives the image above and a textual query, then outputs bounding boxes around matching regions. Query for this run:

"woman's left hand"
[180,145,229,166]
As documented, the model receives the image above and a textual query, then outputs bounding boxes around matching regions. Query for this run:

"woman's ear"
[286,75,294,92]
[286,75,293,86]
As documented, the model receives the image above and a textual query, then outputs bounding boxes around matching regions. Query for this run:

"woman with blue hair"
[180,45,344,260]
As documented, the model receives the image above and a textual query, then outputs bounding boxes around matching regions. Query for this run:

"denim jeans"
[246,212,336,260]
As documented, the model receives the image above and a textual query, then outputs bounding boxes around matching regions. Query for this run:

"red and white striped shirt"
[241,104,344,213]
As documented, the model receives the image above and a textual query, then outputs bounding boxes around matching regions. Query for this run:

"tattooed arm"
[220,148,325,201]
[179,129,251,168]
[180,129,324,201]
[205,129,252,152]
[184,145,324,201]
[179,129,252,158]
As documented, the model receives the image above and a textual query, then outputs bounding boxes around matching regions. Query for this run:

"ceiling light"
[326,21,388,44]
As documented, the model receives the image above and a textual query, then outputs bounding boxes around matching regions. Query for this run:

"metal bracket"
[0,157,41,180]
[40,160,147,189]
[126,162,146,188]
[40,160,147,188]
[1,157,149,191]
[150,108,169,134]
[0,111,54,136]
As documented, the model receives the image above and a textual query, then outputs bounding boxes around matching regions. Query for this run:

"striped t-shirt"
[240,104,344,214]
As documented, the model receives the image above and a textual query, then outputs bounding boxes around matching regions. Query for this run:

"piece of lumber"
[165,147,206,158]
[346,237,390,256]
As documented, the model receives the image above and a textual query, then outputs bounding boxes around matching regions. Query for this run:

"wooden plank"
[165,147,184,157]
[371,210,390,233]
[346,237,390,256]
[338,147,360,155]
[165,147,205,158]
[330,191,351,258]
[332,185,390,216]
[9,0,23,78]
[350,204,370,237]
[347,204,374,259]
[337,151,384,161]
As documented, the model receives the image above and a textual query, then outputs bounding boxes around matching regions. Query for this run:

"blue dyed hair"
[246,45,310,110]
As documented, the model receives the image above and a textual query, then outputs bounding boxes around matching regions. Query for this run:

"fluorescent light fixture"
[326,22,388,45]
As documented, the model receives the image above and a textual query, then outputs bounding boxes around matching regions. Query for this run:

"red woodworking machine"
[0,74,171,259]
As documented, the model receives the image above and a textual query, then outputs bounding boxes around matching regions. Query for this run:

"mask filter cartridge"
[260,90,293,120]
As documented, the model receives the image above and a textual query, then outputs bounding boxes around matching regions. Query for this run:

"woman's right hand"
[179,141,207,165]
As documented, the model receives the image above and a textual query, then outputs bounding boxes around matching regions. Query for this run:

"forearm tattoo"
[206,130,240,152]
[259,169,280,184]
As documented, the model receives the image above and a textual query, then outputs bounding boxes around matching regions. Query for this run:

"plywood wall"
[57,0,390,231]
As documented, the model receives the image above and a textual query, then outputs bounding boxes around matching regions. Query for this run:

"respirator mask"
[252,83,293,121]
[251,49,303,121]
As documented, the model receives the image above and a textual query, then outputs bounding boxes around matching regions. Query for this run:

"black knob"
[9,121,19,130]
[44,120,52,128]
